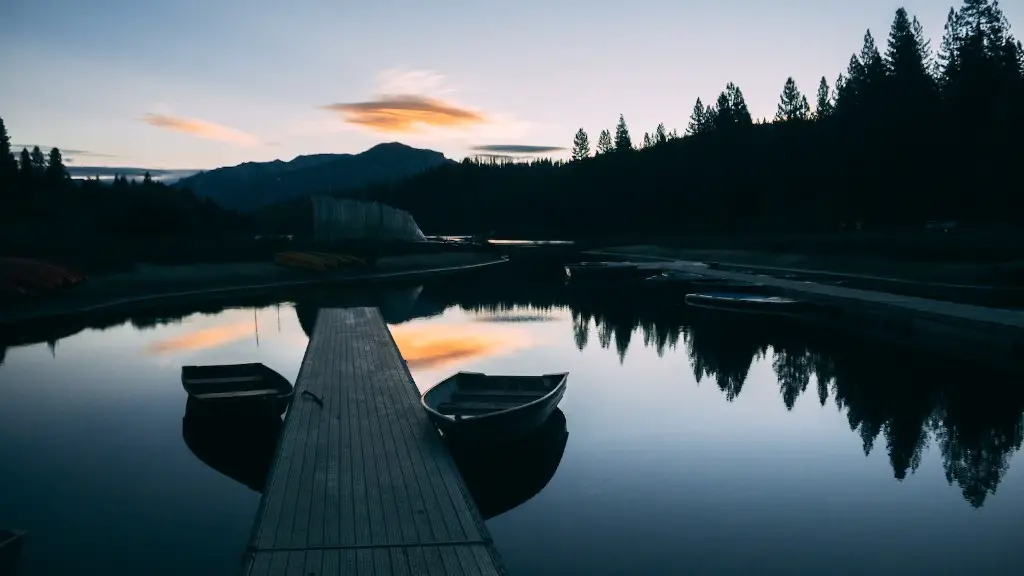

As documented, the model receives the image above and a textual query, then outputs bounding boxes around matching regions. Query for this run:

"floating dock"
[241,307,506,575]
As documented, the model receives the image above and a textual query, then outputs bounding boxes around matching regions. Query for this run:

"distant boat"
[447,408,568,520]
[0,529,26,575]
[422,372,568,442]
[180,363,293,415]
[564,262,642,282]
[181,397,282,493]
[684,292,810,316]
[686,278,769,293]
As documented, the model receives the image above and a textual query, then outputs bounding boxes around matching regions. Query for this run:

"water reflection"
[2,270,1022,519]
[408,274,1024,509]
[447,408,569,520]
[181,397,283,493]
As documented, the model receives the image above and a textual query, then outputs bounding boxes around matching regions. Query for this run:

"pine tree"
[571,128,591,161]
[143,171,153,185]
[912,16,935,76]
[0,117,16,182]
[713,91,734,129]
[45,147,67,183]
[937,7,962,90]
[886,8,935,106]
[775,77,810,122]
[642,132,653,149]
[859,30,888,99]
[686,98,710,135]
[815,76,834,119]
[18,148,31,177]
[29,146,46,173]
[655,123,668,144]
[614,114,632,152]
[725,83,753,125]
[596,129,614,154]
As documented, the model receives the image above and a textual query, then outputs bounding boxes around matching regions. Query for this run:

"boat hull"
[685,292,810,316]
[423,373,568,444]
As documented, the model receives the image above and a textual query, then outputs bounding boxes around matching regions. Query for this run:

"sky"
[2,0,1021,172]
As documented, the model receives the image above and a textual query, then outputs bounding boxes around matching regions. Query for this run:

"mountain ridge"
[177,142,452,212]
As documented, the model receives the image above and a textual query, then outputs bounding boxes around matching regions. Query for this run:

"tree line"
[0,119,247,242]
[351,1,1024,238]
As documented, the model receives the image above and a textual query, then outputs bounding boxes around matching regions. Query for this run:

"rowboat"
[180,363,293,415]
[446,408,568,519]
[564,262,642,282]
[0,529,26,575]
[422,372,568,442]
[684,292,810,316]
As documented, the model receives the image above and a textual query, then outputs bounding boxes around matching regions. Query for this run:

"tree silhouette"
[655,123,668,144]
[815,76,834,119]
[0,117,16,191]
[775,77,811,122]
[571,128,591,161]
[595,129,614,155]
[18,148,31,179]
[29,146,46,174]
[614,114,633,152]
[685,98,712,135]
[45,147,67,184]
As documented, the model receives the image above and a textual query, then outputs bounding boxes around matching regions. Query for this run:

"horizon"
[3,0,1021,173]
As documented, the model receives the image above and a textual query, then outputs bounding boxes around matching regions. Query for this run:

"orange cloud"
[321,95,486,133]
[390,323,530,374]
[141,113,261,146]
[146,321,255,355]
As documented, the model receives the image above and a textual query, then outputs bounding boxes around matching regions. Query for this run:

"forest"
[353,1,1024,238]
[0,121,251,268]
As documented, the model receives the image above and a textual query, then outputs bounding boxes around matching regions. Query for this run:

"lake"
[1,269,1022,576]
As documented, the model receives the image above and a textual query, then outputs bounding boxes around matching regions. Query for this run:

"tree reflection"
[437,277,1023,509]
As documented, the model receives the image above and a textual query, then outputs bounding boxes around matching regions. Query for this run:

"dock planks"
[242,307,505,576]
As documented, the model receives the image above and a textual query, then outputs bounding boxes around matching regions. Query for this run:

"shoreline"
[0,253,506,327]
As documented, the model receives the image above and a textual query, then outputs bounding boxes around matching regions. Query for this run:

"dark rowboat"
[422,372,568,442]
[684,292,810,316]
[564,262,642,283]
[686,279,769,293]
[0,529,26,575]
[180,363,293,415]
[446,408,568,520]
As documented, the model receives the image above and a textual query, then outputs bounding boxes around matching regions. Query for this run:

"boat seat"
[193,388,281,400]
[450,390,548,402]
[185,375,263,385]
[437,399,529,415]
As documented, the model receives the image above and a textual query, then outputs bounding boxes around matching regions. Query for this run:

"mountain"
[177,142,452,212]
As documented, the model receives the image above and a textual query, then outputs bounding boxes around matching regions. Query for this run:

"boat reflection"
[445,408,568,520]
[181,397,283,493]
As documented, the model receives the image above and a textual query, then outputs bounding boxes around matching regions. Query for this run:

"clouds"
[321,95,486,133]
[141,113,261,147]
[11,144,115,158]
[470,144,565,154]
[320,69,540,144]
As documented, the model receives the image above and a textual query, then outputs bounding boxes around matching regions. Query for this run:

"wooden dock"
[241,307,506,576]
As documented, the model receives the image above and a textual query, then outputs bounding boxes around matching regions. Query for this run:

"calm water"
[1,271,1022,576]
